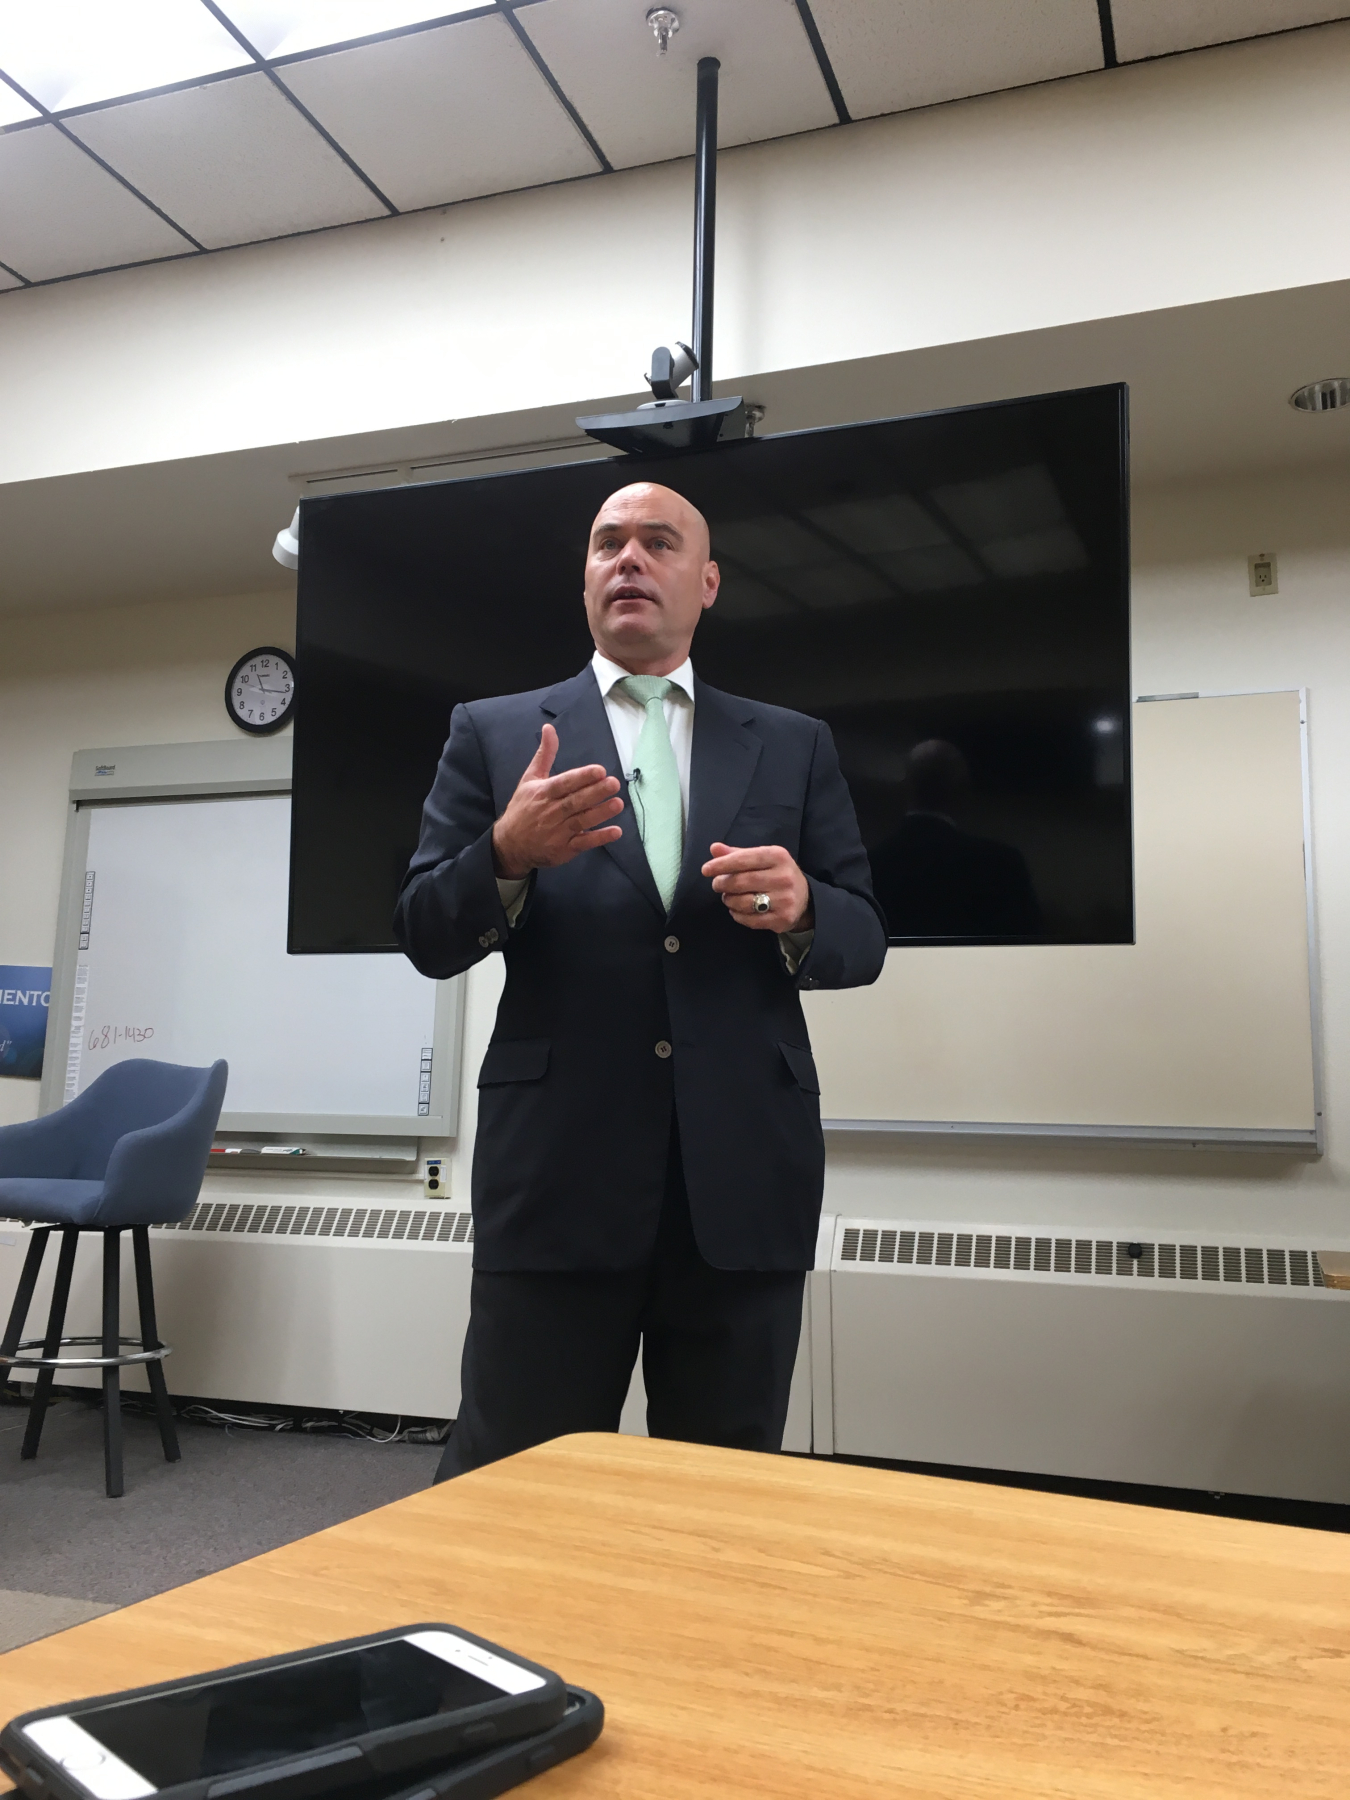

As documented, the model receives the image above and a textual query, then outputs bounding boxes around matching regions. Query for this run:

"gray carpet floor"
[0,1397,440,1652]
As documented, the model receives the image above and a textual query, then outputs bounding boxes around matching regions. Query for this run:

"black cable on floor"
[1,1381,451,1445]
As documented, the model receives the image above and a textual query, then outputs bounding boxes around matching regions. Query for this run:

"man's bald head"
[583,481,719,675]
[590,482,712,561]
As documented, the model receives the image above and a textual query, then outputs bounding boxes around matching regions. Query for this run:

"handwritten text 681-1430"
[87,1025,155,1050]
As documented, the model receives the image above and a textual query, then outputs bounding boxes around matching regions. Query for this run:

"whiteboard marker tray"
[208,1137,419,1175]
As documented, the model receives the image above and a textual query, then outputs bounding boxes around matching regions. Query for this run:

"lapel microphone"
[626,767,645,832]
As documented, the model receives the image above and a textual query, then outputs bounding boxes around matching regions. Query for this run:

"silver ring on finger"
[753,892,772,915]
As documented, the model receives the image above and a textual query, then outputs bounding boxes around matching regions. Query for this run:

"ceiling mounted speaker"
[1289,377,1350,412]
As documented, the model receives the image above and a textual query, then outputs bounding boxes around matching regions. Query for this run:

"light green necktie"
[617,675,684,910]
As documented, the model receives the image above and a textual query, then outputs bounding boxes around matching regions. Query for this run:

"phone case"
[353,1689,604,1800]
[0,1625,568,1800]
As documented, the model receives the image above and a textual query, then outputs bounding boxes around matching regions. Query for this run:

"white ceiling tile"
[0,124,189,280]
[519,0,836,169]
[810,0,1103,120]
[278,14,599,210]
[66,74,385,250]
[1111,1,1350,61]
[219,2,485,60]
[0,88,41,127]
[0,262,24,289]
[0,0,250,112]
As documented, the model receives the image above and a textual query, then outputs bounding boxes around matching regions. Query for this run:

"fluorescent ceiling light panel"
[776,563,892,610]
[713,571,800,622]
[218,2,485,59]
[714,517,835,572]
[980,525,1088,579]
[928,465,1069,542]
[875,545,983,593]
[0,83,40,126]
[805,496,952,556]
[0,0,250,112]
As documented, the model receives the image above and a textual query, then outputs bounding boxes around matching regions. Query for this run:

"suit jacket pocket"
[778,1041,820,1095]
[733,801,799,849]
[478,1038,551,1086]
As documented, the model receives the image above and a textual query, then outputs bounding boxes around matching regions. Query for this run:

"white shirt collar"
[591,648,695,704]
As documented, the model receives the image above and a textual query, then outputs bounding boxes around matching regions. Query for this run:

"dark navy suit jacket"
[394,665,887,1273]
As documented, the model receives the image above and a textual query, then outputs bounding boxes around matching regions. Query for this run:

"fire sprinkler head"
[646,7,680,55]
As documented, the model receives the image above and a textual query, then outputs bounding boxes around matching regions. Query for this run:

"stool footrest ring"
[1,1335,171,1372]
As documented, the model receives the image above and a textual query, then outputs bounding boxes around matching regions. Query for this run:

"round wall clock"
[226,646,295,735]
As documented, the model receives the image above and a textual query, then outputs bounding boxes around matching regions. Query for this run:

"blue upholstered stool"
[0,1058,228,1497]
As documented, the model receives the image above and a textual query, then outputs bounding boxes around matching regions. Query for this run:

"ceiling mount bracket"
[578,54,747,456]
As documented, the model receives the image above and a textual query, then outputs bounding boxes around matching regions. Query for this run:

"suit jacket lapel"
[675,678,763,909]
[543,666,665,917]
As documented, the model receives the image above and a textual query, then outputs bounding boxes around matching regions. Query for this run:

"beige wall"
[828,461,1350,1241]
[3,22,1350,485]
[4,464,1350,1244]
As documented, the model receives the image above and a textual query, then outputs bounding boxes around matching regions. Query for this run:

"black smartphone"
[354,1689,603,1800]
[0,1626,568,1800]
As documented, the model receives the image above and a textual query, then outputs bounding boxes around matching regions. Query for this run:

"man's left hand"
[702,842,813,932]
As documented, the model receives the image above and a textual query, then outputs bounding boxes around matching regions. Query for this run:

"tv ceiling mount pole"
[691,51,716,406]
[577,36,748,455]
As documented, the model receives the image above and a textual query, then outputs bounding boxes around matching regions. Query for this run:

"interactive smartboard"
[42,743,460,1137]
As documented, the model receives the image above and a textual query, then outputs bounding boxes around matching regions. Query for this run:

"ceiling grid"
[0,0,1344,288]
[0,69,205,257]
[199,0,402,213]
[1094,0,1117,65]
[496,3,614,171]
[795,0,852,124]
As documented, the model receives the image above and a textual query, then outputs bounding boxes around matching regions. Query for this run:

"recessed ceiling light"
[0,83,41,127]
[0,0,250,112]
[218,2,485,61]
[1289,377,1350,413]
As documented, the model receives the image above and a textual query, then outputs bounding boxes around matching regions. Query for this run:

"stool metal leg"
[22,1228,77,1461]
[102,1229,124,1498]
[132,1226,179,1464]
[1,1227,49,1400]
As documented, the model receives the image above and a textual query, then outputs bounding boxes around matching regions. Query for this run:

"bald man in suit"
[396,481,887,1478]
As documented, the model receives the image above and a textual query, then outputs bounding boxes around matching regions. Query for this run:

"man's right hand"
[491,723,624,880]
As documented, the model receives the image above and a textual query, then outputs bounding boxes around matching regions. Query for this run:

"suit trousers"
[434,1131,807,1480]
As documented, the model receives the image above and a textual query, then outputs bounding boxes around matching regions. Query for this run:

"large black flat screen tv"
[290,383,1131,953]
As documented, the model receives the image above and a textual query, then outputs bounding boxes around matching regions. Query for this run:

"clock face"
[226,647,295,735]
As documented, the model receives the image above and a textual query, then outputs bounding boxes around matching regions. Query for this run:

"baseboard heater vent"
[154,1202,474,1246]
[837,1222,1326,1290]
[824,1217,1350,1499]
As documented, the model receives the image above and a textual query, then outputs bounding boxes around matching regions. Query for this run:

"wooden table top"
[3,1433,1350,1799]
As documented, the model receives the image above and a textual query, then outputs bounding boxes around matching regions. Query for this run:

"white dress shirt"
[496,652,813,969]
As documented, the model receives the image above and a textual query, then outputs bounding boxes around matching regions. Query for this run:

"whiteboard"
[49,777,458,1137]
[805,692,1319,1148]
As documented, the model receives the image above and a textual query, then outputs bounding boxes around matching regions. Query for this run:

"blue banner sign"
[0,966,52,1079]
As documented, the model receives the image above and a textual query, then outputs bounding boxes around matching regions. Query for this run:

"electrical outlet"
[423,1157,445,1200]
[1248,551,1278,596]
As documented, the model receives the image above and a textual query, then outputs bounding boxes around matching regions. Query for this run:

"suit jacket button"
[664,936,680,954]
[655,1040,672,1059]
[478,929,499,948]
